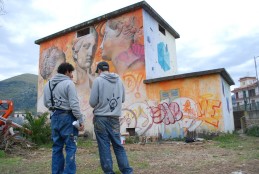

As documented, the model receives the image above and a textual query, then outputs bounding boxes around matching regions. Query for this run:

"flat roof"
[35,1,180,44]
[144,68,235,86]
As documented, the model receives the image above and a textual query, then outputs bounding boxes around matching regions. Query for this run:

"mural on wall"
[118,75,226,138]
[157,42,170,71]
[143,9,177,79]
[37,9,145,136]
[37,33,75,113]
[37,8,232,138]
[99,15,145,76]
[120,94,223,138]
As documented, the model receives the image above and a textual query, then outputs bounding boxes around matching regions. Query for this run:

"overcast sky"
[1,0,259,90]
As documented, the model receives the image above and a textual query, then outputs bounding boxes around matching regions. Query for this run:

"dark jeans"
[51,110,78,174]
[93,116,133,174]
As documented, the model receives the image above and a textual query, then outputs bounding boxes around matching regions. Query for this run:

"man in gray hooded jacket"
[89,61,133,174]
[44,62,84,174]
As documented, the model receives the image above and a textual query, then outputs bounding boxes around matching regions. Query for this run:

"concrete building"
[35,1,235,139]
[232,77,259,111]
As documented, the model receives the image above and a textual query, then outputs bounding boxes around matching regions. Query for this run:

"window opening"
[77,28,90,37]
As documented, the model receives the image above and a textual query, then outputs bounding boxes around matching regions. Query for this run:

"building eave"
[231,83,257,92]
[143,68,235,86]
[35,1,180,45]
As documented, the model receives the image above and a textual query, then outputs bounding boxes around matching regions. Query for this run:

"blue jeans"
[51,110,78,174]
[93,116,133,174]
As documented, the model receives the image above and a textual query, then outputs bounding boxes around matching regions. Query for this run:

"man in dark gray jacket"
[44,62,84,174]
[90,61,133,174]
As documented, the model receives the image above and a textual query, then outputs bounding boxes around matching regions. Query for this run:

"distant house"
[232,77,259,110]
[35,1,235,139]
[13,111,26,119]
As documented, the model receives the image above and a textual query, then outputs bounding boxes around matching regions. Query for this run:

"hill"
[0,73,38,114]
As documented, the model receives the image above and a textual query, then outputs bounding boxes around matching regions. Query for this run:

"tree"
[0,0,6,15]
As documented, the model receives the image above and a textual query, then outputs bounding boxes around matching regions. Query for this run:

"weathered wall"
[37,9,146,137]
[37,8,234,139]
[221,77,235,132]
[143,9,177,79]
[141,74,233,138]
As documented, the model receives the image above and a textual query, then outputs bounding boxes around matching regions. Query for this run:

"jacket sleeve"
[67,81,83,123]
[122,81,125,103]
[43,82,51,109]
[89,78,99,108]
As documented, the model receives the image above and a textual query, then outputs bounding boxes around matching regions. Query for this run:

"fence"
[233,102,259,111]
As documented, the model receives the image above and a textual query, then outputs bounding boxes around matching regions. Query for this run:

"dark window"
[158,25,166,35]
[243,91,246,98]
[77,28,90,37]
[249,89,256,97]
[235,93,238,99]
[126,128,135,136]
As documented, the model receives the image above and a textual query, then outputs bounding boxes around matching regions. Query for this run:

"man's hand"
[79,124,84,131]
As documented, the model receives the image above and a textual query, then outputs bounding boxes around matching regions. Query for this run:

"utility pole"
[254,56,259,87]
[254,56,259,110]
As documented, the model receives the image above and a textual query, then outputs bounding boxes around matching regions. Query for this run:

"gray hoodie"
[89,72,125,117]
[43,73,83,123]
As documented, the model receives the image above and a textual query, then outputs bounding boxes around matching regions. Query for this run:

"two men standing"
[44,61,133,174]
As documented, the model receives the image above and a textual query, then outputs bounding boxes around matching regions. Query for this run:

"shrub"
[245,126,259,137]
[0,150,5,158]
[22,112,51,145]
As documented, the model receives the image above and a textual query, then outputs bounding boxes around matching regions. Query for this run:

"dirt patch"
[2,135,259,174]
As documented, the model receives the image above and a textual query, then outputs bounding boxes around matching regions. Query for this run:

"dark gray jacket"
[43,73,83,123]
[89,72,125,117]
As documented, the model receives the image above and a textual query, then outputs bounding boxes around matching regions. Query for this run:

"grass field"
[1,133,259,174]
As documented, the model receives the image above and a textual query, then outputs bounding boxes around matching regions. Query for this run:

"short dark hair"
[57,63,75,74]
[95,61,109,73]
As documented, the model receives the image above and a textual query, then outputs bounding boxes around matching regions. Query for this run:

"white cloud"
[1,0,259,86]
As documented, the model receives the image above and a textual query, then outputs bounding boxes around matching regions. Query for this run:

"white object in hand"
[72,120,80,130]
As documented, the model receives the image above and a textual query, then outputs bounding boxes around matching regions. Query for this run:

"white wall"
[143,10,177,79]
[221,77,234,132]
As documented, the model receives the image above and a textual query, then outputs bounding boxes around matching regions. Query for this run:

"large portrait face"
[100,21,118,61]
[72,27,98,72]
[39,46,65,80]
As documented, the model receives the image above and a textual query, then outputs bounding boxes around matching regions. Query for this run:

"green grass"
[135,161,150,168]
[1,134,259,173]
[0,157,21,165]
[213,133,241,149]
[0,150,5,158]
[77,138,95,148]
[246,126,259,137]
[39,143,52,148]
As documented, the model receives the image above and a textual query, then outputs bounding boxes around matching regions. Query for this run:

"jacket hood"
[51,73,71,85]
[100,72,119,83]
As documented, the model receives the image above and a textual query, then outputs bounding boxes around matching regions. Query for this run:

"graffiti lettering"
[148,102,183,125]
[197,98,221,127]
[123,73,143,98]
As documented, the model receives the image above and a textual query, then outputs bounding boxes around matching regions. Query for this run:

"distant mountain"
[0,73,38,114]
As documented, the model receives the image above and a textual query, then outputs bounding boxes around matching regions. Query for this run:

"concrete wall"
[37,8,234,139]
[221,77,235,132]
[143,10,177,79]
[37,9,146,137]
[143,74,234,138]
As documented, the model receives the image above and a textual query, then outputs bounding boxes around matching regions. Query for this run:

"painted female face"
[74,33,97,71]
[40,47,65,80]
[100,20,122,61]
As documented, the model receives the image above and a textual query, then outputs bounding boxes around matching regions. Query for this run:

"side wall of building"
[143,74,226,138]
[37,9,146,137]
[143,10,177,80]
[221,77,234,132]
[37,8,233,139]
